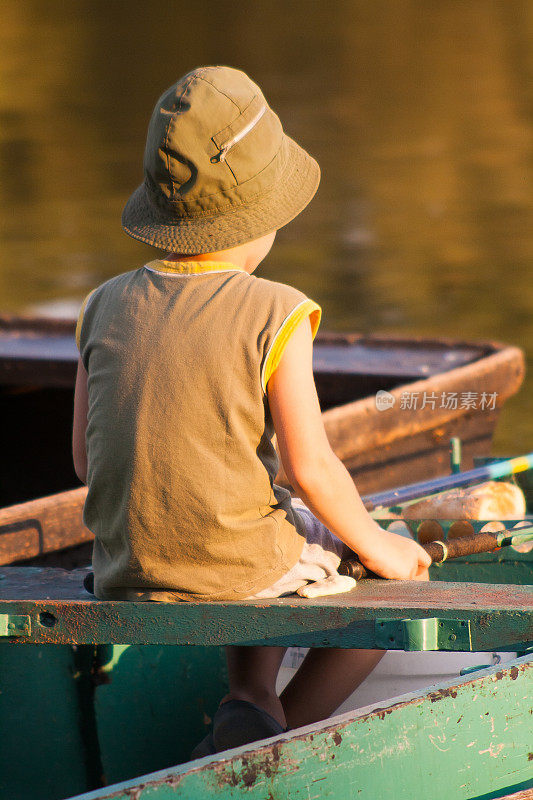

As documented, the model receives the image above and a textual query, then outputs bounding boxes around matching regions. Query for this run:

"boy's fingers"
[415,565,430,581]
[419,548,432,568]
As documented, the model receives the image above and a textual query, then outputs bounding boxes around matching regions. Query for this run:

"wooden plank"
[0,487,91,564]
[0,568,531,649]
[65,655,533,800]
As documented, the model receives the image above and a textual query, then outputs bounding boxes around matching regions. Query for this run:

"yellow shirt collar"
[145,259,245,275]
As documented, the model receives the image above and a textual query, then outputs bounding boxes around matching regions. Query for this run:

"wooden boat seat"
[1,566,531,652]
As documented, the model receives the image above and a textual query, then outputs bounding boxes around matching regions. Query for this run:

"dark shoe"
[83,572,95,595]
[213,699,286,752]
[190,731,216,760]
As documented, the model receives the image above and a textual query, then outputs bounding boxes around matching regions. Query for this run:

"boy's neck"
[161,231,276,275]
[162,250,255,274]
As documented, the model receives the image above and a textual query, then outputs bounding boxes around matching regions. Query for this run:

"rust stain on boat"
[429,687,458,702]
[123,786,146,799]
[493,665,519,682]
[215,742,299,789]
[372,706,394,720]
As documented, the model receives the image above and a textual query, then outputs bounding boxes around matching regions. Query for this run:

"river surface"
[0,0,531,453]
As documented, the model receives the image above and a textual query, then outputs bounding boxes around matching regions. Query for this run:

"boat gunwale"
[318,344,525,458]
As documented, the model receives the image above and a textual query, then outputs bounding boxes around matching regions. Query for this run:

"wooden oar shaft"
[362,453,533,511]
[338,525,533,579]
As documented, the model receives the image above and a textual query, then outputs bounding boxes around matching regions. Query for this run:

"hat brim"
[121,135,320,254]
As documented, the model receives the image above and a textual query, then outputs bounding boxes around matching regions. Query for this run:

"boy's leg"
[280,648,385,729]
[221,645,288,728]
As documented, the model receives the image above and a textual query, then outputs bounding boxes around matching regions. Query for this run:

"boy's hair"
[121,66,320,254]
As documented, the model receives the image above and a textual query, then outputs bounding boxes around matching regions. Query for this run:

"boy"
[72,66,430,755]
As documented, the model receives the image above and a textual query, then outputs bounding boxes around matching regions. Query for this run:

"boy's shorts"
[245,499,351,599]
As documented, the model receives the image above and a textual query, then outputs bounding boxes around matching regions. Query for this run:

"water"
[0,0,531,452]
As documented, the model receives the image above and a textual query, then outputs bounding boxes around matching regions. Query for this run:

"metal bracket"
[0,614,31,638]
[374,617,472,651]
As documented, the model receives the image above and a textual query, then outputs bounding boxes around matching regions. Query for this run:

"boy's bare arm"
[72,356,89,484]
[267,319,431,581]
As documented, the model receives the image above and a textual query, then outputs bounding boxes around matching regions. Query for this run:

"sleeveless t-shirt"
[76,259,321,601]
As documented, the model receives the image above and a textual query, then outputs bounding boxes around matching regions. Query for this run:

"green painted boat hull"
[70,655,533,800]
[2,647,530,799]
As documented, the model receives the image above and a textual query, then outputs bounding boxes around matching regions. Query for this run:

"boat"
[0,459,531,799]
[0,313,525,510]
[0,316,531,798]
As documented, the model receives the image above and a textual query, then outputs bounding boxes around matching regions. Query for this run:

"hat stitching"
[212,94,262,147]
[221,156,238,185]
[197,74,243,112]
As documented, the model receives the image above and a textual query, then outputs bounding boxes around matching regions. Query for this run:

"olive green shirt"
[77,259,321,601]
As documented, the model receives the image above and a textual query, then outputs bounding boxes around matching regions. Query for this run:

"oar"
[362,453,533,512]
[338,525,533,580]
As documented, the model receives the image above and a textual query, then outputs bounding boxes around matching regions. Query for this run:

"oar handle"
[338,560,370,580]
[338,526,533,579]
[422,532,499,563]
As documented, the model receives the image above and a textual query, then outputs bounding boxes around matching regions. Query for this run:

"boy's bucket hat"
[121,66,320,253]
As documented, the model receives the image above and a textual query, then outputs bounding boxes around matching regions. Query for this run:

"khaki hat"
[121,66,320,253]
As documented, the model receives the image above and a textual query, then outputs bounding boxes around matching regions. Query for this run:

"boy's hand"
[357,524,432,581]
